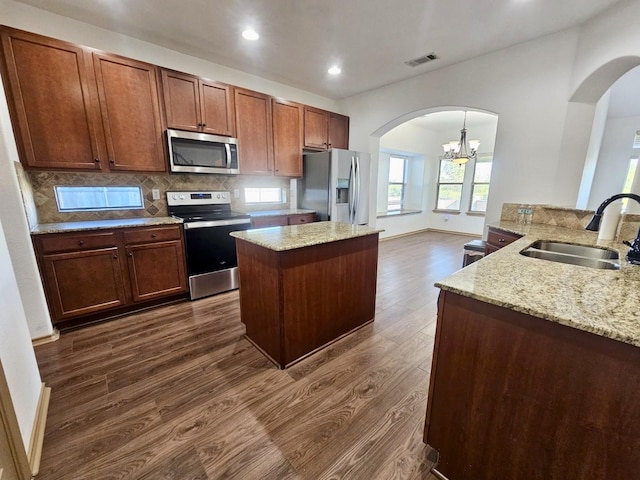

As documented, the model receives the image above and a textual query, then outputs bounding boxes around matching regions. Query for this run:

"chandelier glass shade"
[442,112,480,164]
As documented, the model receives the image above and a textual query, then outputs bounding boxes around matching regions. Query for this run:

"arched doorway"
[371,107,498,239]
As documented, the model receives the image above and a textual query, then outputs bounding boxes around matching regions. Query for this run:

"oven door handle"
[184,218,251,229]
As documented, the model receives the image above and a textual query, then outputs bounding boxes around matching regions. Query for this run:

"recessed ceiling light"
[328,66,341,75]
[242,27,259,41]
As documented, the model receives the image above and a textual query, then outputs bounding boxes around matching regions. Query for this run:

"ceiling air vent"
[404,52,439,68]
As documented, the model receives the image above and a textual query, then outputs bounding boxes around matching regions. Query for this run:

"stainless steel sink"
[520,241,620,270]
[528,240,619,260]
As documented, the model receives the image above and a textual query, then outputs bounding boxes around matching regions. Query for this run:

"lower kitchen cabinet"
[126,240,187,302]
[33,224,188,327]
[41,246,127,320]
[484,226,522,255]
[250,212,316,229]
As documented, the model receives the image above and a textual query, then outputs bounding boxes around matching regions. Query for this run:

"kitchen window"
[244,187,286,204]
[54,186,144,212]
[469,156,493,213]
[387,155,407,211]
[436,159,465,211]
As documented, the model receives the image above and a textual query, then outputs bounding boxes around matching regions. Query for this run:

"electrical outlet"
[151,189,160,200]
[234,189,240,199]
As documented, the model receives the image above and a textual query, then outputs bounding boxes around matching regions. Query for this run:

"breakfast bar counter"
[231,221,382,368]
[424,221,640,480]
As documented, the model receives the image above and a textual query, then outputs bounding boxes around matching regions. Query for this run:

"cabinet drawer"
[251,215,288,228]
[123,225,181,245]
[486,228,522,249]
[38,231,117,254]
[288,213,316,225]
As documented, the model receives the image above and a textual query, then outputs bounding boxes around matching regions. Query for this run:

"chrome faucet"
[585,193,640,264]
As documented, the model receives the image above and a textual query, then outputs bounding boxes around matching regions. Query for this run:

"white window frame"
[54,186,144,212]
[387,155,407,211]
[435,159,466,212]
[468,155,493,214]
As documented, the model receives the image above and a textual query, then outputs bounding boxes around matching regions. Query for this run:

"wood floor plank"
[33,230,470,480]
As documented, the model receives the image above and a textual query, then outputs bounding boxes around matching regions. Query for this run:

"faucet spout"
[585,193,640,231]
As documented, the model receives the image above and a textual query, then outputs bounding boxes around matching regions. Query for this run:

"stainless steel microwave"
[167,129,239,174]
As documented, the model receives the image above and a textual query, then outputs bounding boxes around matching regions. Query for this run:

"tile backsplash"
[500,203,594,229]
[27,171,291,224]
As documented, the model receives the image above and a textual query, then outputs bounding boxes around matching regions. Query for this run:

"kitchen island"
[231,221,382,368]
[424,221,640,480]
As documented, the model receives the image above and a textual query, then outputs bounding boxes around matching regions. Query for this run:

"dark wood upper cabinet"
[0,27,104,170]
[234,87,273,175]
[304,106,349,151]
[161,69,235,137]
[0,26,349,173]
[0,26,166,172]
[328,112,349,150]
[272,98,303,177]
[93,53,166,172]
[303,106,329,150]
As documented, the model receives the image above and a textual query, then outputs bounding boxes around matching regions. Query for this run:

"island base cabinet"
[424,291,640,480]
[236,235,379,368]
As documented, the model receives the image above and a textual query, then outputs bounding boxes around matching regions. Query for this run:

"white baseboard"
[28,383,51,476]
[31,329,60,347]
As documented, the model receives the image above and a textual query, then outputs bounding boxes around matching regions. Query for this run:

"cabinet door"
[0,27,104,170]
[93,53,166,172]
[42,247,127,321]
[126,240,187,302]
[328,112,349,150]
[161,69,201,132]
[200,80,235,136]
[272,98,303,177]
[234,88,273,175]
[303,106,328,150]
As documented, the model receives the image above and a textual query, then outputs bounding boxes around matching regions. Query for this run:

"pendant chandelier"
[442,111,480,165]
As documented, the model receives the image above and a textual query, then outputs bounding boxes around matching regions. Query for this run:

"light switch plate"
[151,189,160,200]
[234,189,240,198]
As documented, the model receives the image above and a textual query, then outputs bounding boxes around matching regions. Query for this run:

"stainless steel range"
[167,190,251,300]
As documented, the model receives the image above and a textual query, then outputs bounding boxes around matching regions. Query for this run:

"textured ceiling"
[14,0,622,99]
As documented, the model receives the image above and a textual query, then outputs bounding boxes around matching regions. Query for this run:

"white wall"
[0,72,53,339]
[376,123,435,238]
[344,29,580,230]
[588,116,640,208]
[0,218,42,452]
[0,0,342,337]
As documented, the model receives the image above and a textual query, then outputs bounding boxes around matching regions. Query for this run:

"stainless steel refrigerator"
[298,149,371,225]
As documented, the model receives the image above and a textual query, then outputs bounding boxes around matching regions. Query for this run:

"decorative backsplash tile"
[26,171,291,224]
[501,203,594,230]
[618,214,640,241]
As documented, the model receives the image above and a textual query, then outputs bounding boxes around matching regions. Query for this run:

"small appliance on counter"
[298,149,371,225]
[167,191,251,300]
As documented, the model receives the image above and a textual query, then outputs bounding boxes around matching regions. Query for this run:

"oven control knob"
[179,195,185,200]
[172,195,178,200]
[216,194,221,199]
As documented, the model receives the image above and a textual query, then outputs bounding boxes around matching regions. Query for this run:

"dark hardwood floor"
[34,230,472,480]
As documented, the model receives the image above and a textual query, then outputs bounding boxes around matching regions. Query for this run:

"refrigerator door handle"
[349,156,355,223]
[354,156,361,223]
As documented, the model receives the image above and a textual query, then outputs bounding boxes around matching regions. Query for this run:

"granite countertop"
[246,209,316,217]
[231,221,383,251]
[436,220,640,347]
[31,216,183,235]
